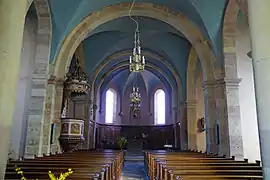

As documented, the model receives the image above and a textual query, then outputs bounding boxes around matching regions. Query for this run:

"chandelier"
[130,86,141,111]
[129,29,145,72]
[129,0,145,72]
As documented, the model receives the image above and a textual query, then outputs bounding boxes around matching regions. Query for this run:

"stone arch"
[223,0,239,67]
[53,2,216,82]
[95,63,178,101]
[88,50,183,121]
[89,50,182,99]
[95,63,176,125]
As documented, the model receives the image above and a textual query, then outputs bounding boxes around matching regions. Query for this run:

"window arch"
[154,89,166,125]
[105,89,117,124]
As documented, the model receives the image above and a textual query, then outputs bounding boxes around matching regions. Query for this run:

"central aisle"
[121,161,149,180]
[121,150,149,180]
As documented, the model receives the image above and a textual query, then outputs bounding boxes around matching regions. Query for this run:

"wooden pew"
[5,150,123,180]
[145,151,263,180]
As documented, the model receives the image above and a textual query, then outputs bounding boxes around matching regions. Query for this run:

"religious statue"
[197,117,206,133]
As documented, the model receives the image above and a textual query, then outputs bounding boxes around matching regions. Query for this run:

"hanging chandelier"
[130,86,141,111]
[129,0,145,72]
[129,29,145,72]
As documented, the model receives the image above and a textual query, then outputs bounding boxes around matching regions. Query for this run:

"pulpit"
[59,118,85,152]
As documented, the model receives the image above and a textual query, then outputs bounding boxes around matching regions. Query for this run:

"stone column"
[91,103,98,148]
[83,95,92,149]
[202,81,219,154]
[179,102,188,150]
[0,0,28,178]
[248,0,270,178]
[186,100,197,151]
[51,79,65,153]
[214,78,244,159]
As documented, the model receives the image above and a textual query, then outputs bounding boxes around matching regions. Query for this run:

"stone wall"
[95,82,172,126]
[10,15,38,159]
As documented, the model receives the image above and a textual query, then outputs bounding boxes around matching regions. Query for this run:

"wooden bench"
[5,150,124,180]
[144,151,263,180]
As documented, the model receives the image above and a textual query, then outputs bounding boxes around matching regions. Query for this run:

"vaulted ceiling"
[42,0,229,100]
[48,0,228,62]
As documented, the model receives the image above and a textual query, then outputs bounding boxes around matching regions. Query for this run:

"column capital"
[185,100,197,107]
[201,79,224,89]
[202,78,241,89]
[47,75,65,87]
[224,78,242,88]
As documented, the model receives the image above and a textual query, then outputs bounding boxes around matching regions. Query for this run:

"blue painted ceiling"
[80,16,190,99]
[100,69,168,98]
[48,0,228,62]
[42,0,229,101]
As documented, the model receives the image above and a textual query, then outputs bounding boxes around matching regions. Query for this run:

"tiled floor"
[121,161,149,180]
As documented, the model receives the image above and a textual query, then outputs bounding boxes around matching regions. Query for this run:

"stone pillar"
[51,79,65,153]
[91,103,98,148]
[38,77,64,155]
[214,78,244,159]
[83,95,92,149]
[172,107,178,148]
[186,100,197,151]
[0,0,28,178]
[203,79,244,158]
[248,0,270,178]
[179,102,188,150]
[202,81,219,154]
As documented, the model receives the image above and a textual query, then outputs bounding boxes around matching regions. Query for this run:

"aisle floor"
[121,161,149,180]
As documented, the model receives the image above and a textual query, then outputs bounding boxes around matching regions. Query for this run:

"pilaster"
[186,100,197,151]
[91,103,98,148]
[224,78,243,159]
[179,102,188,150]
[202,81,219,154]
[202,78,244,159]
[83,95,92,149]
[50,78,65,153]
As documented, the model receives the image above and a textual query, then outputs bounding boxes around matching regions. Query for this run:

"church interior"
[1,0,270,179]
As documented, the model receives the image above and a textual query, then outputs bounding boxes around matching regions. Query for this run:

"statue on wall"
[197,117,206,133]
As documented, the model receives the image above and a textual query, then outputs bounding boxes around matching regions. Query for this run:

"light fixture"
[129,29,145,72]
[129,0,145,72]
[130,86,141,111]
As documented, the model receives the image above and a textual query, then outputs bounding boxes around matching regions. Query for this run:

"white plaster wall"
[236,25,261,162]
[10,16,37,159]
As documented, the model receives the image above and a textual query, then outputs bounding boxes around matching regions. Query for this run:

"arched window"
[105,89,117,124]
[154,89,166,125]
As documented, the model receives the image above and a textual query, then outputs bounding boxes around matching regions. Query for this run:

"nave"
[4,149,263,180]
[3,0,270,179]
